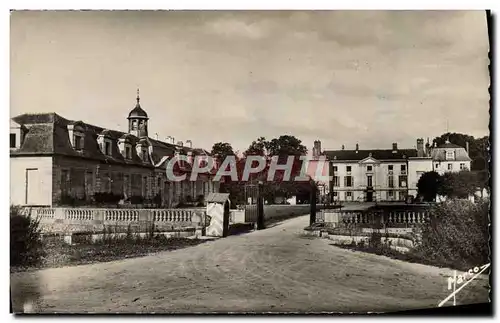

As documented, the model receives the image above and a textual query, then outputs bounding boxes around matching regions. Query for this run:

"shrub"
[413,199,490,270]
[10,206,45,267]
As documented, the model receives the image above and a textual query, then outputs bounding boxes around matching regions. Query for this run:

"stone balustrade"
[320,209,430,227]
[22,206,205,234]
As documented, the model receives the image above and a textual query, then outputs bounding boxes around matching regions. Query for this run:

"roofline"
[127,115,149,120]
[329,159,410,163]
[11,152,217,175]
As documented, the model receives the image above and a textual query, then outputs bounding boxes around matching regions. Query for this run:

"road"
[11,215,489,313]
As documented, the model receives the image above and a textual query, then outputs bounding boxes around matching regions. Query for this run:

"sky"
[10,10,490,154]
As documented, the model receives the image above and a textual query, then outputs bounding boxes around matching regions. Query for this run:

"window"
[74,134,84,150]
[401,165,406,172]
[460,163,466,170]
[435,163,439,168]
[399,175,407,187]
[399,191,406,201]
[123,174,130,198]
[346,192,352,199]
[333,192,338,197]
[388,165,393,171]
[142,149,148,162]
[104,141,111,155]
[388,176,394,188]
[142,176,148,196]
[367,165,373,172]
[333,176,340,187]
[333,166,338,172]
[10,133,16,148]
[367,175,373,187]
[85,171,93,198]
[448,163,453,171]
[60,170,70,194]
[125,146,132,159]
[344,176,353,187]
[388,190,394,197]
[157,177,162,195]
[102,172,110,192]
[446,150,454,160]
[346,166,352,173]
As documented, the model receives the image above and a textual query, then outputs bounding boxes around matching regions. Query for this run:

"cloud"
[204,18,268,39]
[10,10,490,154]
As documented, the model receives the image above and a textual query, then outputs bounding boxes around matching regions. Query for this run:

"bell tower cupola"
[127,88,149,138]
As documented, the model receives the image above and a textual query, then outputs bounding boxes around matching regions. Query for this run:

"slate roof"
[430,146,472,162]
[128,105,148,118]
[323,149,418,161]
[10,112,215,173]
[437,142,464,149]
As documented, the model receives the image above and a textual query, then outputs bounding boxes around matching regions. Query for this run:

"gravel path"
[10,215,489,313]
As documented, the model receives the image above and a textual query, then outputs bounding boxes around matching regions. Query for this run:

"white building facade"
[313,138,473,203]
[430,141,472,175]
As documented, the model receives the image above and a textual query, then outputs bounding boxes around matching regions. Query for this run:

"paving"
[10,215,489,313]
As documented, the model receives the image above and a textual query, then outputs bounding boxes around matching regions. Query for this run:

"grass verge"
[10,234,207,273]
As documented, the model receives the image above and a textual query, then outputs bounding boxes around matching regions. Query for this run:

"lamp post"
[310,181,317,226]
[256,180,265,230]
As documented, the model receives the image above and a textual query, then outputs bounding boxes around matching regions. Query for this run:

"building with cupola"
[10,90,220,207]
[310,137,472,203]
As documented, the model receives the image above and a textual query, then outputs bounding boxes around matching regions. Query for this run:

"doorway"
[366,191,373,202]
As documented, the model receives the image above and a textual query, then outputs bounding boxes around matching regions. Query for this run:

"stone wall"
[51,155,218,207]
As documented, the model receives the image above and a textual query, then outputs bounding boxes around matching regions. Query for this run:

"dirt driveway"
[10,215,489,313]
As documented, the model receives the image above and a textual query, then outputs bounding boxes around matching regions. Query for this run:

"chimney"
[186,140,193,148]
[466,141,469,155]
[355,143,359,153]
[341,145,345,150]
[392,143,398,153]
[313,140,322,158]
[187,151,193,164]
[177,141,183,147]
[417,138,424,157]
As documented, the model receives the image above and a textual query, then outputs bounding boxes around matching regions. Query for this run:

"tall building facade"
[10,91,219,207]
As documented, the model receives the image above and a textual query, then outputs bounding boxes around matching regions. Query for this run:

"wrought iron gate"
[244,183,259,223]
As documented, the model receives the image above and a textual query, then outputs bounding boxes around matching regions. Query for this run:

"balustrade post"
[54,208,65,221]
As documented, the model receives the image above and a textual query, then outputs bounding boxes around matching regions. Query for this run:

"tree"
[244,137,269,156]
[210,142,235,161]
[266,135,308,157]
[438,170,479,199]
[417,171,442,202]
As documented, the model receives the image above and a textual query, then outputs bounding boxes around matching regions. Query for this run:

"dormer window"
[105,141,112,155]
[135,139,149,163]
[118,134,133,160]
[446,150,454,160]
[74,134,84,150]
[97,131,113,156]
[68,122,86,151]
